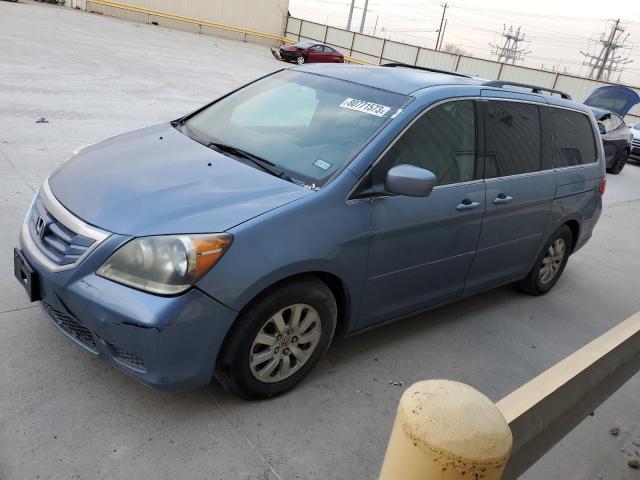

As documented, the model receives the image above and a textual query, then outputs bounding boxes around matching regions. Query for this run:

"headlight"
[97,234,232,295]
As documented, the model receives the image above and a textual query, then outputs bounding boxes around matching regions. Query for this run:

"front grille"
[43,302,97,352]
[112,347,147,372]
[632,139,640,148]
[28,196,95,267]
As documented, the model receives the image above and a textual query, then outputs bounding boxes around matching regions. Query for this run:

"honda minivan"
[14,64,605,399]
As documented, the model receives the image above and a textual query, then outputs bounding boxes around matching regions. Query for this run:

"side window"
[381,100,476,186]
[611,115,624,130]
[600,115,615,132]
[484,101,541,178]
[549,107,597,167]
[311,45,323,52]
[323,46,334,53]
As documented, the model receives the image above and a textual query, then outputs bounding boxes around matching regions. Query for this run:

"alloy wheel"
[249,303,321,383]
[296,56,305,65]
[539,239,566,285]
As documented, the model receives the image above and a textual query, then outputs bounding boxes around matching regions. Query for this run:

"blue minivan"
[14,64,605,399]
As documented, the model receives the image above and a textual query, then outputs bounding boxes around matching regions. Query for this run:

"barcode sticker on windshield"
[339,98,392,117]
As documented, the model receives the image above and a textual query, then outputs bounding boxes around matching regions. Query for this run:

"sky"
[288,0,640,86]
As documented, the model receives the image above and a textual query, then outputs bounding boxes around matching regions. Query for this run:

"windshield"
[294,41,315,48]
[634,123,640,131]
[184,70,408,186]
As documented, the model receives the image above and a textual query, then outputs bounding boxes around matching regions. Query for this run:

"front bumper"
[279,49,298,61]
[18,212,238,391]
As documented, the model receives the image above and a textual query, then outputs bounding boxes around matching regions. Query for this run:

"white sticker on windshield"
[339,98,392,117]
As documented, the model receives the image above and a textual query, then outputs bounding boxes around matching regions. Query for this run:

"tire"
[607,149,628,175]
[215,277,337,400]
[518,225,573,296]
[296,55,305,65]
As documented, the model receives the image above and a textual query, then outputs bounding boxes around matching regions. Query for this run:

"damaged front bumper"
[19,232,238,391]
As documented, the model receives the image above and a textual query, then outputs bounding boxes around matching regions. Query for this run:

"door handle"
[493,193,513,205]
[456,199,480,211]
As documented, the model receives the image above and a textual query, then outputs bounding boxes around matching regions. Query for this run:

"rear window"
[484,101,541,178]
[550,108,597,167]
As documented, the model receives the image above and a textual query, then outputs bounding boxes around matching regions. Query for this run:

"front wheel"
[518,226,573,296]
[215,277,337,399]
[607,149,628,174]
[296,55,306,65]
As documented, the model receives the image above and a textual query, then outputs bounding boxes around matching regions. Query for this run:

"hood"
[49,124,311,236]
[584,85,640,117]
[281,45,301,52]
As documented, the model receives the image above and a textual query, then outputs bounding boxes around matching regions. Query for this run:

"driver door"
[358,99,486,328]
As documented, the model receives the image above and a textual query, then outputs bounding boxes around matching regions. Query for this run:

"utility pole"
[581,19,632,81]
[437,18,448,50]
[359,0,369,34]
[346,0,356,31]
[435,3,448,51]
[373,15,379,36]
[490,25,530,63]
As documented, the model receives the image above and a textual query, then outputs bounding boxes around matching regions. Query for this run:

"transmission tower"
[580,19,633,82]
[490,25,530,64]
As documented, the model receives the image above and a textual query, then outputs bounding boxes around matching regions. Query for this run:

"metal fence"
[286,17,640,124]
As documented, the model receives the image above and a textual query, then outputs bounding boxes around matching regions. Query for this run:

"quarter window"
[484,101,541,178]
[550,108,597,167]
[381,100,476,186]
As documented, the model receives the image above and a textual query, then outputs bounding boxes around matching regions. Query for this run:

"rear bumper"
[19,238,238,391]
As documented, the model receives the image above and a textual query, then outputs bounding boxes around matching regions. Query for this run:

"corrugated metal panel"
[457,57,500,78]
[350,51,380,65]
[499,65,556,87]
[416,49,457,71]
[382,41,418,64]
[554,75,609,102]
[300,20,326,42]
[286,17,301,36]
[92,0,289,39]
[352,33,383,56]
[325,27,353,49]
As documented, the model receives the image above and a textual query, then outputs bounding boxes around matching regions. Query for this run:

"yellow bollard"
[379,380,513,480]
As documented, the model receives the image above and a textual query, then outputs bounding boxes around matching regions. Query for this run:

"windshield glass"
[634,123,640,130]
[184,70,408,186]
[295,41,315,48]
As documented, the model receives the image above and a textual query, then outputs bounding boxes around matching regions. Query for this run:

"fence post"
[379,380,512,480]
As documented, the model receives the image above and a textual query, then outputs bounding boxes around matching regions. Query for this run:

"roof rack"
[382,62,473,79]
[482,80,572,100]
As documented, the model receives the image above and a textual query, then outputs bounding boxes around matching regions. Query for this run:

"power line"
[434,3,448,51]
[581,19,634,81]
[490,25,531,64]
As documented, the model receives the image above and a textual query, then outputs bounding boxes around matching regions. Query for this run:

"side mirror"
[598,123,607,135]
[385,164,437,197]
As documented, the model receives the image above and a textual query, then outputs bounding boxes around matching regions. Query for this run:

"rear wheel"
[607,149,628,174]
[215,277,337,399]
[296,55,305,65]
[518,226,573,296]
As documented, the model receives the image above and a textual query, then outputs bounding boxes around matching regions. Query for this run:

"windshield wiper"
[205,142,292,182]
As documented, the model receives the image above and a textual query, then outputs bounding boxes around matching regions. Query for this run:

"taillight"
[598,177,606,197]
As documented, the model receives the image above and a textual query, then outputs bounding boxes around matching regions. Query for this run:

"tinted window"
[382,100,476,186]
[550,107,597,167]
[484,101,541,178]
[323,46,335,53]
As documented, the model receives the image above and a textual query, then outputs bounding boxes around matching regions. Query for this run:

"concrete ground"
[1,2,639,479]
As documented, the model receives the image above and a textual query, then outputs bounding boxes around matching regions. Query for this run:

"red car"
[279,41,344,65]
